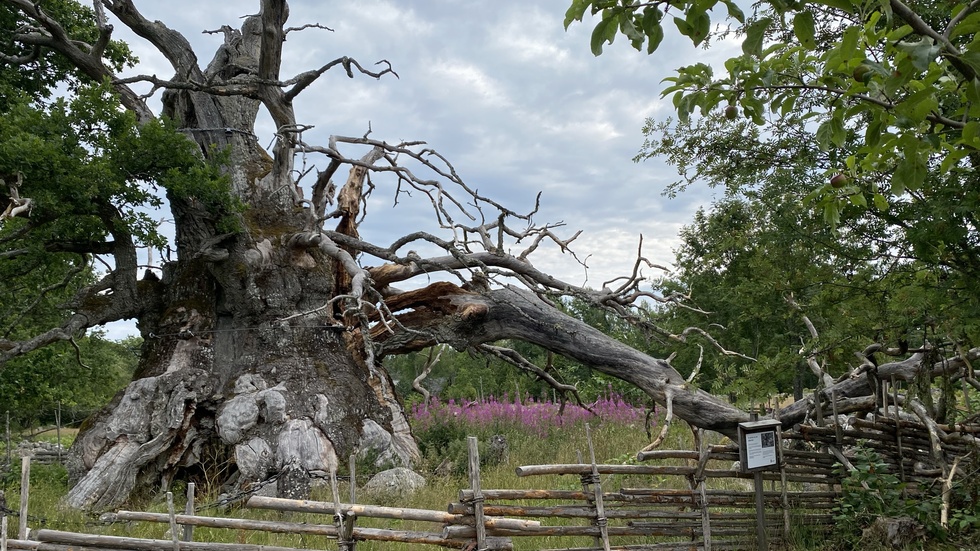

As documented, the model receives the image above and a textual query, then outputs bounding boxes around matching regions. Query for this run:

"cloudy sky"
[102,1,742,338]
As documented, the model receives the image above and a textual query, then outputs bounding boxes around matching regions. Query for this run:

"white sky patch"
[426,61,511,107]
[527,225,683,291]
[488,8,575,68]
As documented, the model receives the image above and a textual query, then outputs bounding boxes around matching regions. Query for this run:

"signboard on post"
[737,419,781,472]
[737,418,782,551]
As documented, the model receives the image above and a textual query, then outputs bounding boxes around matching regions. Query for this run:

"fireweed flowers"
[409,390,650,438]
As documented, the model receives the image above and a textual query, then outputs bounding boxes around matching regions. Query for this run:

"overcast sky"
[101,1,742,338]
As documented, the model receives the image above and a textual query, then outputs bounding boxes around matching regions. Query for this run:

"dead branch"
[478,344,592,411]
[412,345,446,402]
[1,172,32,221]
[786,293,835,388]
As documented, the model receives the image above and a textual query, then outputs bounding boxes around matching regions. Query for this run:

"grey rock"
[362,467,426,497]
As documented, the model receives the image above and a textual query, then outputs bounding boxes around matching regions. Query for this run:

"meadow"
[0,390,677,550]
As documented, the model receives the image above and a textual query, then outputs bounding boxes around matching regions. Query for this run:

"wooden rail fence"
[1,404,976,551]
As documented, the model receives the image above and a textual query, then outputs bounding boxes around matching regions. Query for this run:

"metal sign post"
[738,419,782,551]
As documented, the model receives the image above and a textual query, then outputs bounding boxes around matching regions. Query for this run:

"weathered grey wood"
[165,493,178,551]
[182,483,194,543]
[695,429,711,551]
[36,530,306,551]
[103,510,341,536]
[18,455,29,540]
[585,425,610,551]
[245,495,539,530]
[466,436,486,551]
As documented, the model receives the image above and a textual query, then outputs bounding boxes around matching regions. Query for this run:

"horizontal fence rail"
[3,404,977,551]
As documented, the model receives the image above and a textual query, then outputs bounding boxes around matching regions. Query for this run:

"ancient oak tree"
[0,0,755,511]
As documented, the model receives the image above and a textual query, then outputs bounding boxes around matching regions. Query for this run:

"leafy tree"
[566,0,979,204]
[566,0,980,449]
[0,334,138,428]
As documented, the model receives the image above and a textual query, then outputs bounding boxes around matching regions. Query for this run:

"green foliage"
[567,0,980,399]
[568,0,980,227]
[833,447,911,539]
[0,1,137,107]
[832,447,980,547]
[0,335,138,428]
[0,82,236,250]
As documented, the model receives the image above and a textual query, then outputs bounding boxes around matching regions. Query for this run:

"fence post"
[777,425,791,545]
[577,450,602,551]
[330,470,356,551]
[55,402,62,464]
[18,454,29,540]
[585,424,611,551]
[693,428,712,551]
[166,492,179,551]
[183,483,195,542]
[349,454,356,504]
[891,376,907,485]
[466,436,486,551]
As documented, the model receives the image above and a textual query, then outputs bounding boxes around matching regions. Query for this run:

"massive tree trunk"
[60,5,416,511]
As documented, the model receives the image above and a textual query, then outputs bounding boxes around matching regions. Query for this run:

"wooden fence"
[2,406,976,551]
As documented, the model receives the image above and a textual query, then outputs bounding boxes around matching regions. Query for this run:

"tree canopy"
[566,0,980,400]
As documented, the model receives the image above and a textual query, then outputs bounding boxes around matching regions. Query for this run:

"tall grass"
[0,393,683,550]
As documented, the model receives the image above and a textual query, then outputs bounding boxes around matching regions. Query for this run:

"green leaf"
[848,192,867,207]
[838,26,861,64]
[949,11,980,39]
[829,111,847,147]
[823,200,841,226]
[647,21,665,53]
[640,6,666,53]
[793,11,817,50]
[674,16,694,39]
[590,14,618,56]
[688,10,711,46]
[886,24,913,42]
[722,0,745,23]
[895,37,941,71]
[955,51,980,78]
[564,0,591,29]
[742,17,772,58]
[873,193,889,210]
[890,140,926,194]
[896,88,939,122]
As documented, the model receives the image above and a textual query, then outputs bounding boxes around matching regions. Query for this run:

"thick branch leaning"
[372,282,752,437]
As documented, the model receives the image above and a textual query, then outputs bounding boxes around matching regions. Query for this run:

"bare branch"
[479,344,593,411]
[411,345,445,402]
[786,293,835,388]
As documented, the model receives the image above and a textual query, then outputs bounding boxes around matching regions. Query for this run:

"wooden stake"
[467,437,486,551]
[585,425,610,551]
[183,483,195,542]
[18,454,29,540]
[349,455,356,505]
[330,471,351,551]
[166,492,179,551]
[891,376,907,484]
[694,428,712,551]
